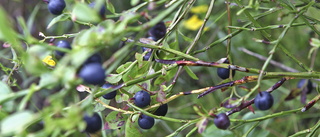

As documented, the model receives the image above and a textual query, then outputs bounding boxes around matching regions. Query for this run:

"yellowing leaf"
[42,56,56,67]
[184,15,204,31]
[190,5,208,13]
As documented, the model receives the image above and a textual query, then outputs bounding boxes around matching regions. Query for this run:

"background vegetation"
[0,0,319,136]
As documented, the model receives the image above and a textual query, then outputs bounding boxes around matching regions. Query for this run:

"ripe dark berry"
[134,90,151,108]
[84,53,102,65]
[78,63,106,85]
[89,2,106,18]
[48,0,66,15]
[148,22,166,41]
[217,60,235,79]
[153,104,168,116]
[297,79,313,94]
[138,114,155,129]
[83,113,102,133]
[213,113,230,130]
[54,40,71,57]
[254,91,274,110]
[101,84,117,100]
[217,68,235,79]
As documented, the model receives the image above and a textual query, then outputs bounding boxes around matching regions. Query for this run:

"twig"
[238,47,299,72]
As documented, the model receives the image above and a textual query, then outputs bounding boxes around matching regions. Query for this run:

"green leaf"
[94,97,110,111]
[178,30,193,42]
[106,1,116,13]
[131,0,140,6]
[72,3,101,23]
[154,67,178,85]
[125,116,141,137]
[105,111,127,129]
[22,46,51,76]
[47,13,70,29]
[122,61,149,82]
[202,124,233,137]
[115,92,130,103]
[310,38,320,47]
[0,7,20,50]
[107,74,122,84]
[116,62,133,74]
[1,111,35,136]
[39,73,59,89]
[184,66,199,80]
[0,81,14,112]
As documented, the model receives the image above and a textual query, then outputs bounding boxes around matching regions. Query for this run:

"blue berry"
[254,91,274,110]
[101,84,117,100]
[55,40,71,57]
[48,0,66,15]
[134,91,151,108]
[213,113,230,130]
[148,22,166,41]
[154,104,168,116]
[138,114,155,129]
[297,79,313,94]
[83,113,102,133]
[84,53,102,65]
[89,2,106,18]
[78,63,106,85]
[217,60,235,79]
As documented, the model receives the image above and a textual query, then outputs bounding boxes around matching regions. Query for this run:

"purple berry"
[254,91,274,110]
[102,84,117,100]
[78,63,106,85]
[154,104,168,116]
[148,22,166,41]
[84,53,102,65]
[138,114,155,129]
[213,113,230,130]
[83,113,102,133]
[55,40,71,57]
[134,91,151,108]
[48,0,66,15]
[217,60,235,79]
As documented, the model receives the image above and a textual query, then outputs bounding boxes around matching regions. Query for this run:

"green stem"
[242,122,260,137]
[231,108,301,123]
[127,102,194,123]
[166,119,200,137]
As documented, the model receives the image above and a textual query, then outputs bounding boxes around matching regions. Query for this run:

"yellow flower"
[190,5,208,14]
[184,15,204,31]
[42,55,56,67]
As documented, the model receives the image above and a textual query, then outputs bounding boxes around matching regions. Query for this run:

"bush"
[0,0,319,136]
